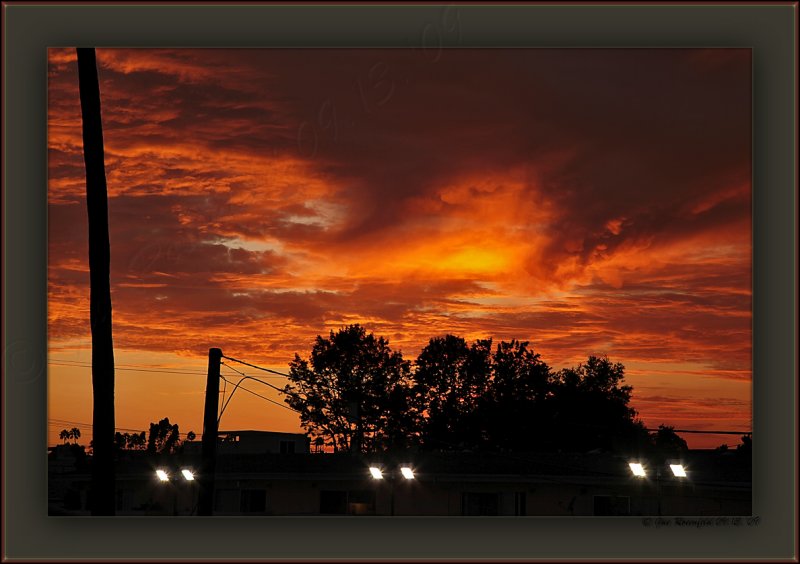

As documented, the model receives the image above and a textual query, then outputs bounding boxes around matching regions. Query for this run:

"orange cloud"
[47,48,752,448]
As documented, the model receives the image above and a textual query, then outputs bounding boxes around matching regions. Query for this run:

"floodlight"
[669,464,687,477]
[628,462,646,477]
[181,469,195,481]
[400,467,415,480]
[369,466,383,479]
[156,469,170,482]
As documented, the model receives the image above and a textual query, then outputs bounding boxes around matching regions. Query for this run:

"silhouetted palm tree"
[77,47,115,516]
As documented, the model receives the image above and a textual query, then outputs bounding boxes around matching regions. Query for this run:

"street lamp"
[369,464,416,515]
[628,462,646,478]
[669,464,687,478]
[628,461,689,515]
[155,467,197,515]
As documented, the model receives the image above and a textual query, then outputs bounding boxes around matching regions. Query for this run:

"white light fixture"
[369,466,383,480]
[181,469,195,481]
[156,469,170,482]
[400,467,415,480]
[669,464,687,477]
[629,462,646,477]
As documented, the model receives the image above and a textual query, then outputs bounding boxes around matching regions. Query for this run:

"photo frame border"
[4,2,796,560]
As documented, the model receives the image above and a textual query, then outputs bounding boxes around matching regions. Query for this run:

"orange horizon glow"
[48,48,752,450]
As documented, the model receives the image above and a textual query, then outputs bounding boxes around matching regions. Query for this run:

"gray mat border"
[3,3,796,561]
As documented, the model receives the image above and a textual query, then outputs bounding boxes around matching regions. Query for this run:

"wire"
[48,419,195,437]
[48,361,207,376]
[221,361,292,396]
[220,355,289,378]
[49,359,751,437]
[219,374,298,416]
[218,364,242,420]
[219,376,228,420]
[219,362,299,411]
[645,429,752,436]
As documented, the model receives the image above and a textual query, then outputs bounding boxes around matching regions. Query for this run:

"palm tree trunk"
[77,47,116,516]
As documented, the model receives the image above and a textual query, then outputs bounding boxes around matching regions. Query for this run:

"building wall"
[49,463,751,517]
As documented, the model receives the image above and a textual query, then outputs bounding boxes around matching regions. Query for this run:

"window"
[593,495,631,516]
[319,490,376,515]
[240,489,267,513]
[462,492,499,516]
[347,490,376,515]
[320,490,348,514]
[280,440,296,454]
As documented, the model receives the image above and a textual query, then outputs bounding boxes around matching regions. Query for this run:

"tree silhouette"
[114,431,146,451]
[484,339,553,451]
[77,47,115,515]
[58,427,83,445]
[146,418,181,454]
[548,356,647,453]
[284,325,412,453]
[287,330,654,455]
[411,335,492,450]
[651,424,688,454]
[736,434,752,457]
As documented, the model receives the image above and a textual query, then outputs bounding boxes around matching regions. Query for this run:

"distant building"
[48,446,751,517]
[182,430,310,455]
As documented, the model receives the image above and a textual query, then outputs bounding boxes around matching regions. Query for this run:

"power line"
[48,419,195,437]
[220,362,300,408]
[218,355,752,434]
[220,355,290,378]
[219,375,228,420]
[50,358,194,368]
[49,356,751,437]
[644,428,751,436]
[48,360,207,376]
[221,361,291,395]
[219,374,298,415]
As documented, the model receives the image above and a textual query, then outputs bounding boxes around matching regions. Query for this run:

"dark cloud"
[48,48,752,441]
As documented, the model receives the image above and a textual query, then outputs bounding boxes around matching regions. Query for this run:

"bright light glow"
[629,463,646,477]
[400,467,415,480]
[369,467,383,480]
[181,469,195,481]
[156,469,170,482]
[670,464,687,477]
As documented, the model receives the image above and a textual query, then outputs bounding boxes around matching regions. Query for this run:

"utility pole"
[77,47,116,516]
[198,348,222,516]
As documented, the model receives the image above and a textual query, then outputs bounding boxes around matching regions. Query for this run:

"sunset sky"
[47,48,752,449]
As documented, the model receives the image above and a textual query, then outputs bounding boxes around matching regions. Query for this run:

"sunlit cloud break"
[47,48,752,447]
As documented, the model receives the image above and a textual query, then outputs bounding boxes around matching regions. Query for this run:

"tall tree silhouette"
[288,329,653,455]
[59,429,72,444]
[412,335,492,450]
[284,325,411,453]
[550,356,647,452]
[146,417,181,454]
[484,340,553,451]
[77,47,115,515]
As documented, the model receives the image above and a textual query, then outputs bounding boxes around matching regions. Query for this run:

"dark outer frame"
[3,2,796,561]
